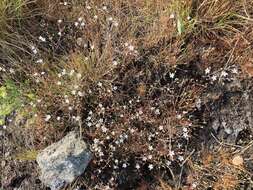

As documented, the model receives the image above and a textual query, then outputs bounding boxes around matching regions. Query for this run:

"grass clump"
[0,80,21,125]
[0,0,26,25]
[15,149,38,161]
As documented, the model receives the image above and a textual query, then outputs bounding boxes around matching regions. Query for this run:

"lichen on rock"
[36,131,92,190]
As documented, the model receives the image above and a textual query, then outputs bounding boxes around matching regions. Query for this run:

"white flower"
[57,19,63,24]
[97,82,103,87]
[68,106,73,111]
[192,183,197,188]
[148,164,154,170]
[221,70,228,77]
[155,109,160,115]
[61,69,66,75]
[130,129,135,133]
[76,116,81,121]
[113,21,119,27]
[135,163,140,169]
[99,151,104,157]
[183,127,188,133]
[78,17,83,22]
[119,138,124,143]
[36,59,43,63]
[169,150,175,158]
[94,15,98,19]
[57,116,61,121]
[65,99,70,104]
[166,160,171,167]
[183,132,189,139]
[45,115,51,122]
[94,138,99,144]
[9,68,15,74]
[101,126,108,133]
[31,46,37,54]
[71,90,76,95]
[39,36,46,42]
[169,72,175,78]
[178,155,184,162]
[122,163,127,168]
[159,125,164,130]
[80,22,85,27]
[74,22,79,26]
[69,69,75,76]
[176,114,182,119]
[63,2,67,6]
[78,91,84,97]
[102,6,107,10]
[232,68,238,74]
[211,75,217,81]
[86,5,91,9]
[148,154,152,159]
[77,73,82,79]
[205,67,211,74]
[113,61,118,66]
[170,13,175,19]
[108,17,113,21]
[196,98,201,109]
[128,45,134,51]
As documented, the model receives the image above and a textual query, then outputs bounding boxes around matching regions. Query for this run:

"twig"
[177,149,195,189]
[211,133,242,148]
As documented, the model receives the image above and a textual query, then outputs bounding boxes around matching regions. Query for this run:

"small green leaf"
[177,16,184,35]
[0,118,4,125]
[0,86,7,98]
[24,93,36,100]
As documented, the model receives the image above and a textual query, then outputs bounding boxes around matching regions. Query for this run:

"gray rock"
[37,132,92,190]
[210,89,252,143]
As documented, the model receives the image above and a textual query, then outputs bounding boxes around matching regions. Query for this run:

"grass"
[0,80,21,125]
[0,0,253,190]
[15,149,38,161]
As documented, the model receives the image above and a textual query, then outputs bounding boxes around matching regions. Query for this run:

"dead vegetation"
[1,0,253,190]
